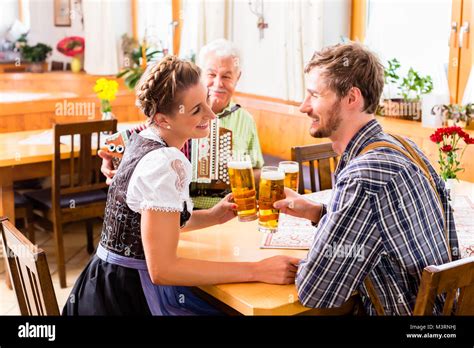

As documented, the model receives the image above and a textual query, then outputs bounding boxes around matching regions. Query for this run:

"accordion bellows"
[191,118,232,185]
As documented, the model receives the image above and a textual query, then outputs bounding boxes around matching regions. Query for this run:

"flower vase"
[101,111,115,135]
[444,178,458,201]
[71,56,82,73]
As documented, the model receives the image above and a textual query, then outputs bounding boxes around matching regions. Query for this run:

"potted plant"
[20,42,52,73]
[381,58,433,121]
[57,36,85,73]
[429,126,474,197]
[116,42,163,90]
[431,103,474,129]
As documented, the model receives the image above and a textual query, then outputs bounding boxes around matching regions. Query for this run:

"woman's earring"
[165,125,171,130]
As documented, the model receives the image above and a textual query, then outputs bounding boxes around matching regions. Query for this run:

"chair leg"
[86,220,94,255]
[53,222,67,288]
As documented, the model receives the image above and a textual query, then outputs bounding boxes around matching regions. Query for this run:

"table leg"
[0,167,15,290]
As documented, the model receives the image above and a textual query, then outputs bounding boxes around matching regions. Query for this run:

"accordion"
[191,118,232,185]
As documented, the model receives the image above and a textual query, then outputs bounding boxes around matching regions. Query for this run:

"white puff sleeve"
[126,147,194,214]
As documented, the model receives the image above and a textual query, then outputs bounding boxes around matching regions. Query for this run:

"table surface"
[0,122,142,167]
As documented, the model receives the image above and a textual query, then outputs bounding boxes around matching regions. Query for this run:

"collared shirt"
[296,119,459,315]
[218,101,265,169]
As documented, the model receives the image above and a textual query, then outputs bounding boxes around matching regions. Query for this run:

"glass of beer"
[227,155,258,222]
[258,166,286,231]
[279,161,299,192]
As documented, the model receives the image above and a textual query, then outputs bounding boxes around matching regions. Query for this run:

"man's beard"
[309,100,342,138]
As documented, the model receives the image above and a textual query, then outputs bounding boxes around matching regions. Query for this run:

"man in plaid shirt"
[274,42,459,315]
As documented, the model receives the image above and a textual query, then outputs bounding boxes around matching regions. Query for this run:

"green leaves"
[398,67,433,102]
[116,46,163,90]
[384,58,433,102]
[20,42,52,62]
[384,58,400,84]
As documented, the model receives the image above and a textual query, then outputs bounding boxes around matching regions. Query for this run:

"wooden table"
[177,217,357,315]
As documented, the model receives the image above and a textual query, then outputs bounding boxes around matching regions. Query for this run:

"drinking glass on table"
[278,161,299,192]
[258,166,286,231]
[227,154,258,222]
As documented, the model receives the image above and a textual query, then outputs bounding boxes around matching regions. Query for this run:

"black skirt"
[62,255,151,315]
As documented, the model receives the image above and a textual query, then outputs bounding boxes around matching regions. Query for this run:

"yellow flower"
[94,78,118,102]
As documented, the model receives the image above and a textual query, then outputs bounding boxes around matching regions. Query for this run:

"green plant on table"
[20,43,52,63]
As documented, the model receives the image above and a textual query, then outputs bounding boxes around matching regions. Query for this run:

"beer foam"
[261,170,285,180]
[280,164,299,173]
[227,160,252,169]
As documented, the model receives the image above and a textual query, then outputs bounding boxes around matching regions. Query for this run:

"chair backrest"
[52,119,117,211]
[0,217,59,315]
[413,256,474,315]
[291,143,339,194]
[51,61,64,71]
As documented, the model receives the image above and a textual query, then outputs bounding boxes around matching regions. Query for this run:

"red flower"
[430,133,443,143]
[464,136,474,144]
[441,145,453,152]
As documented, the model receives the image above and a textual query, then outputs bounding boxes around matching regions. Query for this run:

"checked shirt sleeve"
[296,177,383,308]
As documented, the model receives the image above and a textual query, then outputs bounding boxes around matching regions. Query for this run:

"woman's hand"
[253,255,301,284]
[273,187,323,224]
[209,193,238,225]
[98,149,116,185]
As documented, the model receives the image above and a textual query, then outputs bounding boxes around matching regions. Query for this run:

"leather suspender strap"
[218,104,241,119]
[357,134,452,315]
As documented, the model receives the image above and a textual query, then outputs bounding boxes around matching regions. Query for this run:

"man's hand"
[273,187,323,224]
[98,149,116,185]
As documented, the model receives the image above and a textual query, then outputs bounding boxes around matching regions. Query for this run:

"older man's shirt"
[296,119,459,315]
[218,101,264,168]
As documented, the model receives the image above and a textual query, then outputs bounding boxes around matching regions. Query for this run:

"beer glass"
[227,155,258,222]
[258,166,285,231]
[279,161,299,192]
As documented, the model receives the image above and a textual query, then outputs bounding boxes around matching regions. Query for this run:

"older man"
[274,42,459,315]
[100,39,264,209]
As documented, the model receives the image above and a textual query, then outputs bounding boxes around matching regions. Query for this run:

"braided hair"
[135,55,201,122]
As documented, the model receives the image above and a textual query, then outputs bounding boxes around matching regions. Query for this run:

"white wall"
[26,0,132,66]
[322,0,350,47]
[0,0,20,38]
[27,0,84,64]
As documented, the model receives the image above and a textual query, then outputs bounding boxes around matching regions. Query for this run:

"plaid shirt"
[296,119,459,315]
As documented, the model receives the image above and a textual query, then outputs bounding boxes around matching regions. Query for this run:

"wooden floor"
[0,219,102,315]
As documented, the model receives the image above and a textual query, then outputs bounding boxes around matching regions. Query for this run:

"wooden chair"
[1,217,59,315]
[51,61,64,71]
[291,143,339,194]
[25,119,117,288]
[14,192,36,244]
[413,256,474,315]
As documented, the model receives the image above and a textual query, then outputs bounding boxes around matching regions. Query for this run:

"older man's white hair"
[199,39,241,72]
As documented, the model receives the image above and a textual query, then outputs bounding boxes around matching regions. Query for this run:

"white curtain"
[180,0,234,60]
[83,0,119,75]
[284,0,323,101]
[180,0,323,101]
[234,0,323,101]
